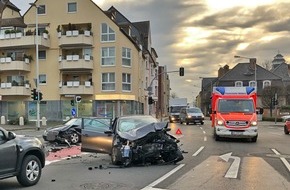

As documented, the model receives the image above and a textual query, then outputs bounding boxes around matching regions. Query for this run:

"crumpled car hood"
[47,125,71,132]
[117,122,168,141]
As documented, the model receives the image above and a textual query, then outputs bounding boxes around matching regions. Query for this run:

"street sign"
[71,108,76,116]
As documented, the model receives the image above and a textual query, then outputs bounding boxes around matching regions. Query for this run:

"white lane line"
[141,164,185,190]
[192,146,205,157]
[271,149,290,172]
[204,136,207,141]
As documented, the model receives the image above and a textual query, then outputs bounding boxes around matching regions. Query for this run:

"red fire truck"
[211,87,258,142]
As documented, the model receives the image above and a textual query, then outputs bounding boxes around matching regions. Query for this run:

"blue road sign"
[71,108,76,116]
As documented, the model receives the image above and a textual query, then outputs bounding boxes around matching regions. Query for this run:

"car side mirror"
[8,131,16,140]
[165,127,171,131]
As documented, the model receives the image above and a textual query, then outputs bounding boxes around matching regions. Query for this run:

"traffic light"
[31,88,37,100]
[148,97,154,104]
[75,96,81,103]
[39,92,43,101]
[70,100,75,106]
[179,67,184,76]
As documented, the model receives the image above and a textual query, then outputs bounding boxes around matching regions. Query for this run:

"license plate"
[231,131,243,135]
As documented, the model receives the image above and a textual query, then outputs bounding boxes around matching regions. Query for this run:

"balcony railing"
[0,58,31,71]
[58,55,93,70]
[58,31,93,47]
[0,83,31,96]
[0,34,50,49]
[59,81,93,95]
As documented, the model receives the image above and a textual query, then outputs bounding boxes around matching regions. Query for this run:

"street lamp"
[29,3,40,130]
[234,55,257,88]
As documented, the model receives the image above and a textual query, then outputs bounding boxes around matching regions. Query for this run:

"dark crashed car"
[43,117,111,145]
[43,118,83,144]
[0,127,47,186]
[81,115,184,166]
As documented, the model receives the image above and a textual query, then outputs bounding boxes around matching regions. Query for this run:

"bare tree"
[260,59,272,70]
[261,86,282,107]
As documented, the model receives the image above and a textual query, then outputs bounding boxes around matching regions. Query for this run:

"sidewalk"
[0,121,63,132]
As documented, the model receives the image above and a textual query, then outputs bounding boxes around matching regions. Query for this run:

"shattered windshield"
[118,116,159,132]
[218,99,254,113]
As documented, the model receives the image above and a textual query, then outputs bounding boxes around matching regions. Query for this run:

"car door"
[81,118,113,154]
[0,130,17,175]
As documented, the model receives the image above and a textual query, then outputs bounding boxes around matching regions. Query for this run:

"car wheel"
[186,122,189,125]
[111,146,122,165]
[214,128,220,141]
[284,126,289,134]
[70,132,80,144]
[201,121,204,125]
[16,155,42,187]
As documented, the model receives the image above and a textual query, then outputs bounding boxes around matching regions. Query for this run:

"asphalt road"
[0,119,289,190]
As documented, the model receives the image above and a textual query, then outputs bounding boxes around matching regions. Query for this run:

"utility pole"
[30,3,41,130]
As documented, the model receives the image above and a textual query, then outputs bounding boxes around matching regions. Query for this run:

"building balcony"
[0,58,31,72]
[58,55,93,70]
[0,34,50,49]
[58,31,93,47]
[59,81,93,95]
[0,83,31,96]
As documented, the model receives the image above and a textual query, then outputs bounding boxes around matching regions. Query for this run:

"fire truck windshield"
[218,99,254,113]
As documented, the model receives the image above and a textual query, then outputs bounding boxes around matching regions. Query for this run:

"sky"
[12,0,290,104]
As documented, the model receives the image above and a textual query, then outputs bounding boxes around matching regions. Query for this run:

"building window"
[101,47,115,66]
[68,2,77,13]
[39,74,46,84]
[235,81,243,87]
[37,5,46,15]
[122,47,131,66]
[122,73,131,91]
[102,73,115,91]
[263,80,271,88]
[38,50,46,60]
[249,81,256,87]
[101,23,115,42]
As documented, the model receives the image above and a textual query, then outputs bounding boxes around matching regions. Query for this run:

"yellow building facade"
[0,0,159,122]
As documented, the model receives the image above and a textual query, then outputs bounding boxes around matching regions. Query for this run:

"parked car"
[81,115,183,167]
[284,118,290,134]
[281,115,290,121]
[43,117,111,145]
[179,107,205,125]
[0,127,47,186]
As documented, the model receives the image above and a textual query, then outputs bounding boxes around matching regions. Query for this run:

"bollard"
[19,117,24,126]
[42,117,47,126]
[1,116,5,124]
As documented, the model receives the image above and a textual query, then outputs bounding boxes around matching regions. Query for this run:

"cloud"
[12,0,290,103]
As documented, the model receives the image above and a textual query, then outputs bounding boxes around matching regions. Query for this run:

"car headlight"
[217,120,223,125]
[251,121,257,126]
[187,115,192,118]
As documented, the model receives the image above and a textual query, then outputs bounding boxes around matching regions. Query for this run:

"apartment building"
[0,0,159,122]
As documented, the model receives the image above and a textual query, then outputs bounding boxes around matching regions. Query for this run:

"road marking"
[219,152,241,178]
[271,149,290,172]
[204,136,207,141]
[141,164,185,190]
[192,146,205,157]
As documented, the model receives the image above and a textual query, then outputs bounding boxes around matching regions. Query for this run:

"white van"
[179,107,204,125]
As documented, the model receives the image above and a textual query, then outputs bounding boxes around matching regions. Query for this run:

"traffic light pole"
[147,68,184,115]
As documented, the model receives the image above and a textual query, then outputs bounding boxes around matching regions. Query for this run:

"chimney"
[249,58,256,70]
